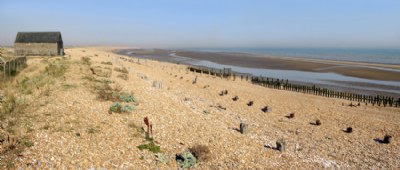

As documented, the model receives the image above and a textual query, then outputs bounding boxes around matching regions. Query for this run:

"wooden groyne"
[187,66,400,108]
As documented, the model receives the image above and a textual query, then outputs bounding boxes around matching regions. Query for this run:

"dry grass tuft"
[81,57,91,65]
[114,67,128,74]
[117,73,129,80]
[96,83,123,101]
[189,144,211,162]
[101,61,113,65]
[0,91,26,120]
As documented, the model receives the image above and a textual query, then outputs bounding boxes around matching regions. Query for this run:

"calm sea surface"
[185,48,400,65]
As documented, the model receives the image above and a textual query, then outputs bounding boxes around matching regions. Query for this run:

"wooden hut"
[14,32,64,56]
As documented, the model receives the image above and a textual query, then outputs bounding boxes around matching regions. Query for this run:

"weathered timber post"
[382,135,392,144]
[239,123,248,134]
[276,139,286,152]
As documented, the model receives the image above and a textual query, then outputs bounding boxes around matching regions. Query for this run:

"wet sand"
[175,51,400,82]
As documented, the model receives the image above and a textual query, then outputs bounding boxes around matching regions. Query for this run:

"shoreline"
[114,49,400,81]
[174,51,400,82]
[113,49,400,97]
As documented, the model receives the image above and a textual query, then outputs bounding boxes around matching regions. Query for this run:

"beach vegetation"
[87,127,97,134]
[62,84,77,90]
[101,61,113,65]
[189,145,211,162]
[45,60,68,77]
[119,93,135,102]
[109,102,122,113]
[40,85,51,97]
[18,77,33,94]
[176,150,197,169]
[117,73,129,80]
[114,67,128,74]
[81,56,91,65]
[96,82,136,104]
[17,60,67,95]
[0,91,17,119]
[42,124,51,130]
[100,78,113,84]
[128,121,145,137]
[81,75,98,82]
[20,138,34,147]
[137,117,160,153]
[109,102,135,113]
[155,153,169,164]
[96,70,111,78]
[0,134,25,168]
[137,141,161,153]
[96,83,122,101]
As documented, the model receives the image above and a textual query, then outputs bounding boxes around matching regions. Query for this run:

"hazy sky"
[1,0,399,48]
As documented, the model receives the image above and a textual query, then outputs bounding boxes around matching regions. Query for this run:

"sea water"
[186,48,400,65]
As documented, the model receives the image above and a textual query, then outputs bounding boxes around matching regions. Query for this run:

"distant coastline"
[113,48,400,97]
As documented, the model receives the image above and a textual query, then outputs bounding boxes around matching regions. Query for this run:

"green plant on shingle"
[62,84,76,90]
[109,102,134,113]
[137,117,160,153]
[119,93,135,102]
[109,102,122,113]
[176,150,197,169]
[155,153,169,164]
[87,127,97,134]
[122,105,135,112]
[22,140,34,147]
[137,141,161,153]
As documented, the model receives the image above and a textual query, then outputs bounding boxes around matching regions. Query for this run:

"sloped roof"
[15,32,62,43]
